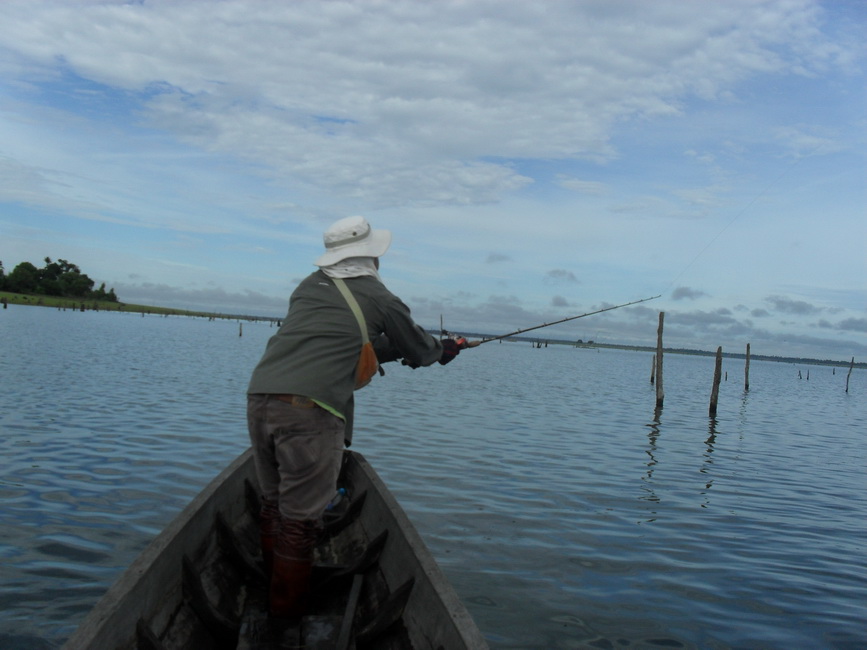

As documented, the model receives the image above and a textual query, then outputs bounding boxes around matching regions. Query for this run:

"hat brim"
[315,228,392,266]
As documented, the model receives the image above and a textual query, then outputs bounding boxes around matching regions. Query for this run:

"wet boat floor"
[232,486,418,650]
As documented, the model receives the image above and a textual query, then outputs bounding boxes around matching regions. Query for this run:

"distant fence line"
[648,312,858,416]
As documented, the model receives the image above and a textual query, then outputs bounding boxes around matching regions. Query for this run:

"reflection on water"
[699,418,719,510]
[1,304,865,649]
[641,409,661,517]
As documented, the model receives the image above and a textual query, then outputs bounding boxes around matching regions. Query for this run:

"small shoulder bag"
[333,278,379,389]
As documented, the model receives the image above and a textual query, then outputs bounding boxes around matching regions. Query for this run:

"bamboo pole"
[709,346,723,417]
[655,312,664,408]
[744,343,751,391]
[846,357,855,393]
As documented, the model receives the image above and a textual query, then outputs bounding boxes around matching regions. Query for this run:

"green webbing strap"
[332,278,370,344]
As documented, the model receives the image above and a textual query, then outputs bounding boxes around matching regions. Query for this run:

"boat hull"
[62,449,488,650]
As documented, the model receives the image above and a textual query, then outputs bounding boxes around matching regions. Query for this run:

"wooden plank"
[336,575,364,650]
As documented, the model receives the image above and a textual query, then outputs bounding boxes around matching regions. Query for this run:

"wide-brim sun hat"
[315,215,392,266]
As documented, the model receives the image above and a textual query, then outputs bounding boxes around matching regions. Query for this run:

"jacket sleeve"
[374,295,443,367]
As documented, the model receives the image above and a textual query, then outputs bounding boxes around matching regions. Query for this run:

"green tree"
[5,257,118,301]
[37,257,63,296]
[7,261,40,293]
[94,282,108,300]
[0,260,6,290]
[59,268,95,298]
[92,282,120,303]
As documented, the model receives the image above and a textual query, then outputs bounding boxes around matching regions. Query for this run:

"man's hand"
[439,338,463,365]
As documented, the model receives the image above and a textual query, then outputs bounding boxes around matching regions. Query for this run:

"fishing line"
[475,294,661,344]
[443,150,816,344]
[662,149,815,295]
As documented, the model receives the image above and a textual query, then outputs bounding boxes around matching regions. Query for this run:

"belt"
[274,394,317,408]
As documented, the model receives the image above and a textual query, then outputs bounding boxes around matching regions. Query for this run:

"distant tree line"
[0,257,118,302]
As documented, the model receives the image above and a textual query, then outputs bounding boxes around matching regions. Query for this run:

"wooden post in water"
[845,357,855,393]
[650,354,656,384]
[239,322,243,337]
[655,312,664,408]
[744,343,751,391]
[709,346,723,417]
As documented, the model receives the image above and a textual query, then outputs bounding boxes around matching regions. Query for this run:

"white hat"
[315,216,392,266]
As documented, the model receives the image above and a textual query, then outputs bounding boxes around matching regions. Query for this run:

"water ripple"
[1,308,865,648]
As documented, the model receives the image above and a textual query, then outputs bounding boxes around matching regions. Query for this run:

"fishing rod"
[469,294,661,346]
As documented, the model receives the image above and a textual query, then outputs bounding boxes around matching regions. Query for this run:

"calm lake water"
[1,304,864,649]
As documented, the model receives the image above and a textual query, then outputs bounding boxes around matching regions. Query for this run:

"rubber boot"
[259,498,281,578]
[269,518,316,619]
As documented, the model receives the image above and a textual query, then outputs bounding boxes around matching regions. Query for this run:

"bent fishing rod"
[459,294,661,347]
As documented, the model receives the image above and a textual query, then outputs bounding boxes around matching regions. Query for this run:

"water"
[1,305,864,649]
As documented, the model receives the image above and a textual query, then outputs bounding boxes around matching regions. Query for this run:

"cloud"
[557,177,608,194]
[765,295,823,315]
[544,269,578,284]
[836,317,867,333]
[486,253,511,264]
[666,308,748,334]
[685,149,716,165]
[114,282,288,315]
[0,1,862,363]
[774,125,846,159]
[0,0,846,211]
[671,286,707,300]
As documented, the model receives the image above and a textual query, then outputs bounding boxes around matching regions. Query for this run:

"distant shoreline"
[2,291,862,369]
[499,337,865,370]
[0,291,278,323]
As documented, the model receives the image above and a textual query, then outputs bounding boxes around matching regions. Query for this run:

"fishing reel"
[440,331,480,349]
[400,333,479,368]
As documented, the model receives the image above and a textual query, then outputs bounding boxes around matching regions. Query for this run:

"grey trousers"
[247,394,345,521]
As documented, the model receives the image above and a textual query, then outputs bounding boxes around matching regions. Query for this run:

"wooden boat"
[63,449,489,650]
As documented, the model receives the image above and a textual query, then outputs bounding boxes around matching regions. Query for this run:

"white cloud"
[773,125,846,158]
[557,177,608,195]
[0,0,863,361]
[0,0,850,210]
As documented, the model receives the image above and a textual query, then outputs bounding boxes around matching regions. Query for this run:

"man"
[246,215,464,619]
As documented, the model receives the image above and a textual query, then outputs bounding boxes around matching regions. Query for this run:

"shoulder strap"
[332,278,370,344]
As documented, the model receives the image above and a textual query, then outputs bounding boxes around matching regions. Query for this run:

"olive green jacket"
[247,270,443,444]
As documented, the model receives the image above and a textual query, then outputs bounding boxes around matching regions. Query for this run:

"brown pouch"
[355,341,379,389]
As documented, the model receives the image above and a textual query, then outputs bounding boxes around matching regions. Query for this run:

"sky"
[0,0,864,362]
